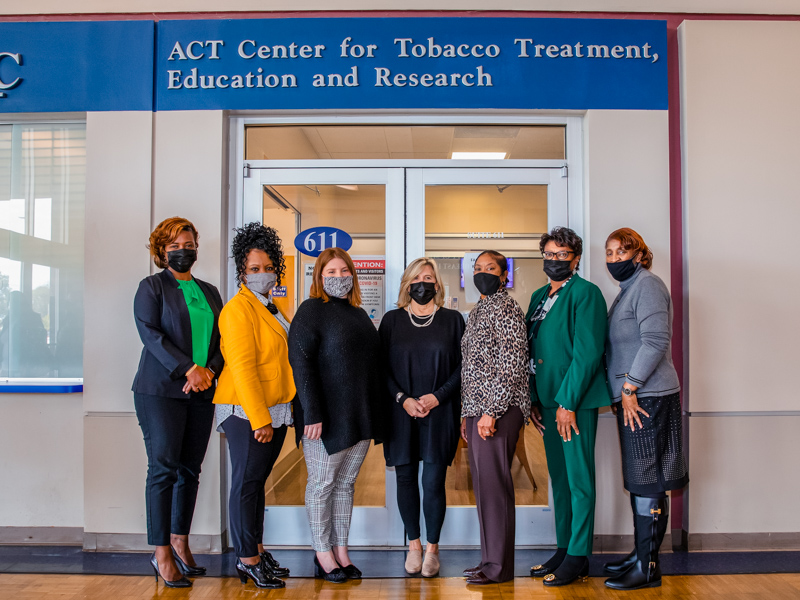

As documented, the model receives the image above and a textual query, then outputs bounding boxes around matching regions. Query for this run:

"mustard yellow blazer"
[214,286,296,430]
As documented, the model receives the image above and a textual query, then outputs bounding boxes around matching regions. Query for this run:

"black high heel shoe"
[149,553,192,588]
[236,558,285,589]
[314,556,347,583]
[543,556,589,587]
[260,550,290,577]
[171,547,206,576]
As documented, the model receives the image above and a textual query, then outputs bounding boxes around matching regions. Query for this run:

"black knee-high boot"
[604,496,668,590]
[603,493,638,575]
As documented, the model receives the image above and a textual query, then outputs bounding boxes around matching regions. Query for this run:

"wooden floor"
[2,573,799,599]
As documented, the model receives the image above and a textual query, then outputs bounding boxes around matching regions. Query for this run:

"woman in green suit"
[527,227,610,587]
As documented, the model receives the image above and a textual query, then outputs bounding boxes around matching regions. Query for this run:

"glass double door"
[239,165,567,547]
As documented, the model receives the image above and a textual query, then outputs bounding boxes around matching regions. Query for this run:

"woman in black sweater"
[379,258,465,578]
[288,247,383,583]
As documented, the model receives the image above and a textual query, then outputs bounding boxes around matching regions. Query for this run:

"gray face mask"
[244,272,277,296]
[323,275,353,298]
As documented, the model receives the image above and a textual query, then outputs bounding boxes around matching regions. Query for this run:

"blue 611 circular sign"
[294,227,353,257]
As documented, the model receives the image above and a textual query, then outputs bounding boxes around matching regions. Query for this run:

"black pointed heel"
[236,558,285,589]
[149,553,192,588]
[171,547,206,576]
[314,556,347,583]
[260,550,290,577]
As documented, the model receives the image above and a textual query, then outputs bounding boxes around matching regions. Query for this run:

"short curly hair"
[540,226,583,257]
[148,217,199,269]
[231,222,286,287]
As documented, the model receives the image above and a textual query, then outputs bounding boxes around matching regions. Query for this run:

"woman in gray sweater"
[603,228,688,592]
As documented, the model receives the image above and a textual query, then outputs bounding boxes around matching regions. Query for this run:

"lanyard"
[528,279,569,341]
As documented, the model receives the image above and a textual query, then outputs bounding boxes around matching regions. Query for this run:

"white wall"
[681,20,800,415]
[151,110,228,537]
[583,109,671,536]
[82,111,152,540]
[680,20,800,534]
[6,1,800,15]
[81,110,227,545]
[0,394,83,528]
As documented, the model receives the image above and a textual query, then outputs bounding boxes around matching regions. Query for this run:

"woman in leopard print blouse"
[460,250,529,585]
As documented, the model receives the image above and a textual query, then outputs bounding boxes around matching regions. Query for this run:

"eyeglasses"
[542,251,574,260]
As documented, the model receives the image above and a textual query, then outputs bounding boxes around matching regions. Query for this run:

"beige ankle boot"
[421,551,440,577]
[405,549,422,574]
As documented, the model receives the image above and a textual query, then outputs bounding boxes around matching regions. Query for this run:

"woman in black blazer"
[132,217,224,588]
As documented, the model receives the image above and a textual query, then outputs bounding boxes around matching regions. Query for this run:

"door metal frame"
[228,114,584,547]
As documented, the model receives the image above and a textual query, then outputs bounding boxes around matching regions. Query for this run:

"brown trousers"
[466,408,524,583]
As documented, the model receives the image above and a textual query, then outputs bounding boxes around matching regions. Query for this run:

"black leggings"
[394,461,448,544]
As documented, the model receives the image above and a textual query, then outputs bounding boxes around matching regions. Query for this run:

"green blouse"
[177,278,213,368]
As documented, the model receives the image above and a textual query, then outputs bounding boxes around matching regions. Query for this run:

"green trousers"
[541,407,599,557]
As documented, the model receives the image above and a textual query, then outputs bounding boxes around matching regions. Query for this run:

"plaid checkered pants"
[302,437,370,552]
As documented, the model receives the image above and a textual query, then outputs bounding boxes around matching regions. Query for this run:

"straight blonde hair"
[397,257,445,309]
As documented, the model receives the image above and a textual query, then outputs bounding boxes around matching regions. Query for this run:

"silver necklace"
[407,304,437,328]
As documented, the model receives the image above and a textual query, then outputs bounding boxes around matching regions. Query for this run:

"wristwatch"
[622,386,635,397]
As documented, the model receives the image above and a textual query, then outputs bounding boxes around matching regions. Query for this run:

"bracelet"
[559,404,574,413]
[186,364,198,376]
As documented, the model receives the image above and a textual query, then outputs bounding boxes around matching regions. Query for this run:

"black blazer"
[132,269,224,399]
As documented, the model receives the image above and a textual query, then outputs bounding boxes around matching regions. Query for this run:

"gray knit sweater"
[605,266,680,401]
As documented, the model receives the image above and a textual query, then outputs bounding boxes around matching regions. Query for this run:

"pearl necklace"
[407,304,438,328]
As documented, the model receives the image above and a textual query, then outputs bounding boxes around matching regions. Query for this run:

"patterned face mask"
[323,275,353,298]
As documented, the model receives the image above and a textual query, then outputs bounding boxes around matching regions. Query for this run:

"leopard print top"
[461,288,530,422]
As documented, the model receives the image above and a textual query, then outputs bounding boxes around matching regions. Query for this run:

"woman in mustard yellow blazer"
[214,223,295,590]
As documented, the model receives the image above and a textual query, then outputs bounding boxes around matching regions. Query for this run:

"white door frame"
[229,115,584,547]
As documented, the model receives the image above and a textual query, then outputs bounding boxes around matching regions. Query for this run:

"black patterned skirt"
[616,392,689,495]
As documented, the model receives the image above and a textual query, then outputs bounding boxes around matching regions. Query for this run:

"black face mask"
[607,258,638,282]
[409,281,437,305]
[543,259,573,282]
[474,272,502,296]
[167,248,197,274]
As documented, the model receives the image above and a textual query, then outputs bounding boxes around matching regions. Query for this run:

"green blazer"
[525,274,611,411]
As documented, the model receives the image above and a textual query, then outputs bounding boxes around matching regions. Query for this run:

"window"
[0,123,85,381]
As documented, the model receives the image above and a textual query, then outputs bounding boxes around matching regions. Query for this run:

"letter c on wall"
[0,53,23,91]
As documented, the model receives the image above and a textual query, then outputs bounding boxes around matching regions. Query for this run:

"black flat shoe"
[171,547,206,576]
[531,548,567,577]
[149,553,192,588]
[340,563,362,579]
[260,550,290,577]
[236,559,285,589]
[314,556,347,583]
[543,556,589,587]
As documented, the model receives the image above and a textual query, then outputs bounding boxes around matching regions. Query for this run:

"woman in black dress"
[380,258,465,578]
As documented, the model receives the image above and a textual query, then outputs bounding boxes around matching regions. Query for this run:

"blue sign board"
[0,17,666,113]
[156,17,667,111]
[0,21,154,112]
[294,227,353,257]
